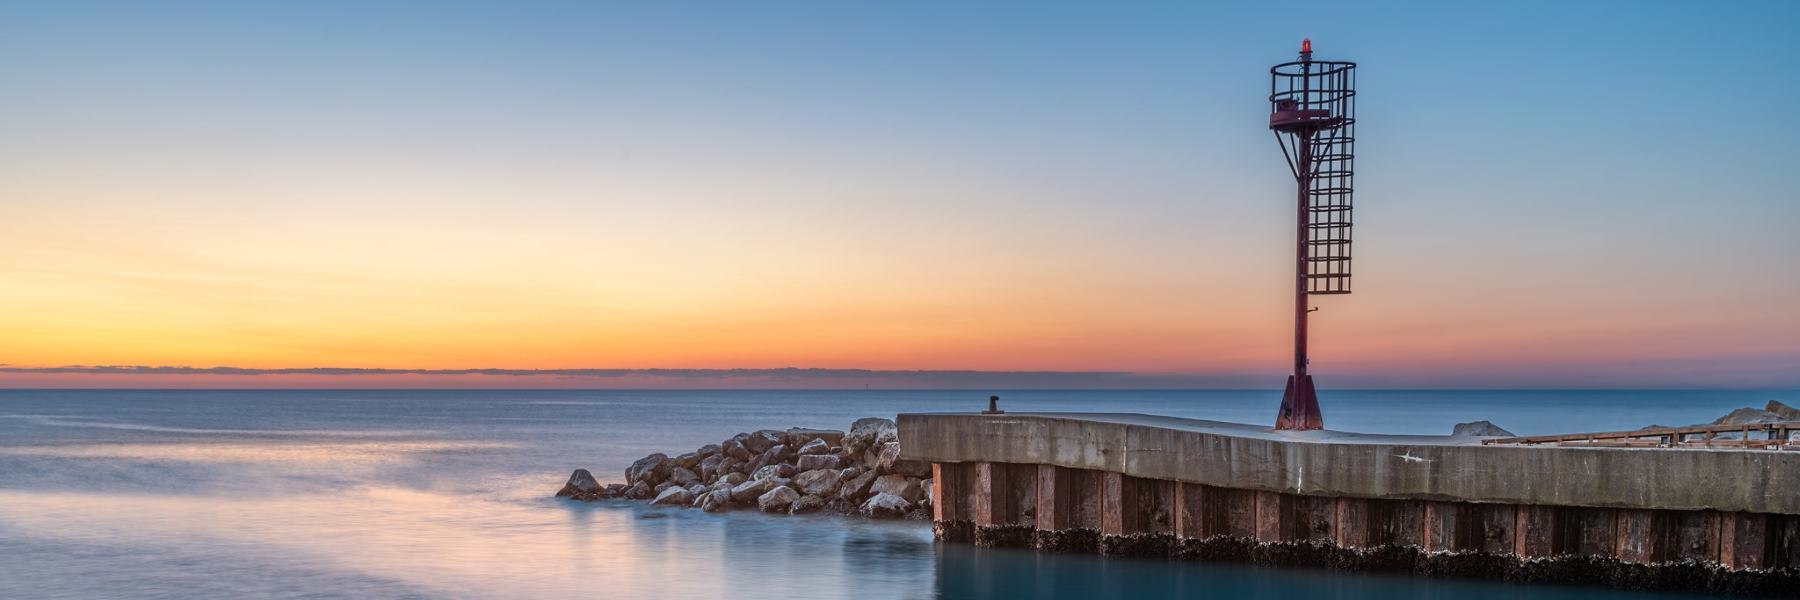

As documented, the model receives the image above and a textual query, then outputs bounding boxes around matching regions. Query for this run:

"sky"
[1,1,1796,389]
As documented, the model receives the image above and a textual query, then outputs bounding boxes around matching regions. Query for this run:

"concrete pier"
[899,412,1800,593]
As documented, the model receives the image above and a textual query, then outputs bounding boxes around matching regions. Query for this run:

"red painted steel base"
[1275,375,1323,430]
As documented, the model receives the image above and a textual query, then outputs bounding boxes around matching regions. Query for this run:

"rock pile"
[556,417,935,520]
[1711,400,1798,426]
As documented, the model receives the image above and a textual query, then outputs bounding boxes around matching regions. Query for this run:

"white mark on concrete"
[1395,452,1432,464]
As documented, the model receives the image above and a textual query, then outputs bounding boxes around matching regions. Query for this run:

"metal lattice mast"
[1267,39,1356,431]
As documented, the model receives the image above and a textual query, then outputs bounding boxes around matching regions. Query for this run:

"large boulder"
[695,443,722,458]
[786,428,845,448]
[698,455,724,480]
[651,486,693,506]
[870,475,925,504]
[1767,400,1798,421]
[555,469,603,498]
[920,479,934,508]
[1450,421,1515,438]
[718,472,748,487]
[838,470,879,501]
[746,445,791,474]
[699,489,733,513]
[796,438,832,456]
[673,452,702,471]
[731,476,790,503]
[789,494,828,514]
[761,444,792,466]
[845,418,897,455]
[864,441,930,477]
[713,457,747,480]
[758,486,801,512]
[668,466,701,486]
[625,453,673,485]
[752,463,796,481]
[624,481,653,500]
[793,468,844,496]
[741,430,785,454]
[685,483,708,497]
[604,483,628,497]
[795,454,841,472]
[859,492,913,518]
[722,438,752,461]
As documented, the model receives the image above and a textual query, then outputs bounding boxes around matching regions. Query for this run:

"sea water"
[0,389,1786,599]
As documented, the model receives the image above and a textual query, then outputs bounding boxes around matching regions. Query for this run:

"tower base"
[1275,375,1324,430]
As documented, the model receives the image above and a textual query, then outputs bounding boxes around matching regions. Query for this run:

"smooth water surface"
[0,389,1788,599]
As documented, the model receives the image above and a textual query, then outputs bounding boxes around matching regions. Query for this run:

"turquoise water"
[0,389,1788,599]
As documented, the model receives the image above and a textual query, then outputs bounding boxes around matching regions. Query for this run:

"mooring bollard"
[983,395,1003,415]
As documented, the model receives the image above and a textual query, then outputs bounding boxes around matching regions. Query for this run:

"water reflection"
[928,543,1705,600]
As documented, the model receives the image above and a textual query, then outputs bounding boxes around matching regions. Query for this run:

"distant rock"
[859,492,913,518]
[652,486,694,506]
[556,469,603,499]
[1767,400,1798,421]
[1450,421,1515,438]
[1713,408,1783,426]
[758,486,801,512]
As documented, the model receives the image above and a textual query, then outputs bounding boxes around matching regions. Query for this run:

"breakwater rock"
[556,417,935,520]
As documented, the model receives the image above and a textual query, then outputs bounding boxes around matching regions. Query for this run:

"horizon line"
[0,364,1794,391]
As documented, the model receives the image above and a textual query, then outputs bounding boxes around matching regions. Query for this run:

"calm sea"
[0,389,1790,599]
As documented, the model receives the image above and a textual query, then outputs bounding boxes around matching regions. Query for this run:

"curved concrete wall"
[898,413,1800,516]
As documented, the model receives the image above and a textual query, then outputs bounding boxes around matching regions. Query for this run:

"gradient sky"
[2,1,1796,388]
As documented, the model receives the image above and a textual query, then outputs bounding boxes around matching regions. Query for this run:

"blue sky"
[1,1,1796,387]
